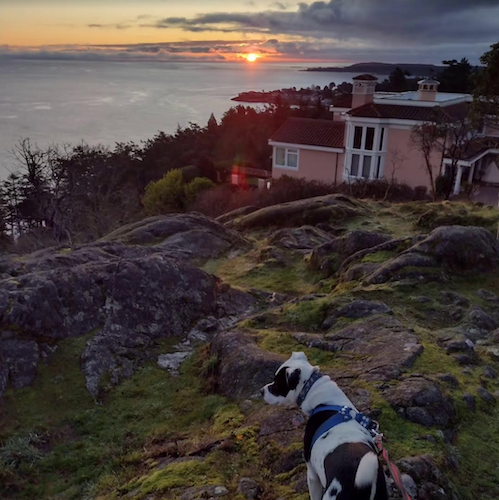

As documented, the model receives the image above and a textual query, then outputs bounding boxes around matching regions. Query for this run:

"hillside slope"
[1,197,499,500]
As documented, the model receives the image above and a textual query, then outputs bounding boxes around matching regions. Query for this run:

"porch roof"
[443,138,499,166]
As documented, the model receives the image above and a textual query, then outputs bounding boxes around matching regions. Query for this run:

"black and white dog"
[262,352,387,500]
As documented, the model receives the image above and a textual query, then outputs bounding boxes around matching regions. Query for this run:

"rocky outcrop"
[237,478,261,500]
[232,194,365,230]
[321,300,393,329]
[102,212,250,262]
[310,230,391,276]
[396,454,458,500]
[342,262,380,282]
[210,330,284,399]
[385,377,455,427]
[293,315,423,382]
[365,253,440,284]
[477,289,498,302]
[269,226,334,251]
[436,306,499,362]
[407,226,499,271]
[338,236,422,275]
[363,226,499,284]
[0,214,259,398]
[216,206,260,225]
[0,334,52,391]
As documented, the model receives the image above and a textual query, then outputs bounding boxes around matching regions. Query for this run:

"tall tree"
[474,42,499,134]
[389,67,409,91]
[411,117,446,202]
[437,112,482,199]
[438,58,474,93]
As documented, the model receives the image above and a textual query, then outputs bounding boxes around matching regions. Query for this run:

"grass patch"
[453,406,499,500]
[204,254,321,295]
[361,250,396,264]
[257,329,340,369]
[126,459,222,497]
[0,339,230,500]
[282,298,331,331]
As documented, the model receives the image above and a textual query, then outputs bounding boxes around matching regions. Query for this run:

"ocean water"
[0,59,371,177]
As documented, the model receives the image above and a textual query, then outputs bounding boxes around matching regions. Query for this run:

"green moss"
[258,330,339,369]
[414,203,498,233]
[1,335,94,436]
[203,254,321,295]
[129,459,221,496]
[0,343,229,500]
[454,406,499,500]
[361,250,396,264]
[212,405,245,435]
[235,426,261,465]
[282,299,330,331]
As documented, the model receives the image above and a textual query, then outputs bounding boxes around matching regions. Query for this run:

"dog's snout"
[260,386,265,397]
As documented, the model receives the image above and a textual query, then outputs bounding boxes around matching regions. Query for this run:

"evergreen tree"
[474,42,499,133]
[389,67,409,91]
[438,58,473,93]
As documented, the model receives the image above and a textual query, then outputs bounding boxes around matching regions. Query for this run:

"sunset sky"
[2,0,499,63]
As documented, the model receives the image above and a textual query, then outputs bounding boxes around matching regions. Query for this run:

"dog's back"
[322,442,388,500]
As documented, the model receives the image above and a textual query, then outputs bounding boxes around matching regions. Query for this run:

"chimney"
[351,74,378,109]
[417,78,440,102]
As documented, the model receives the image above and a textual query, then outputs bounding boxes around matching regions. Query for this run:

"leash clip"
[370,419,381,436]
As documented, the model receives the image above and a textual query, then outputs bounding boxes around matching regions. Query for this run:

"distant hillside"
[306,62,446,76]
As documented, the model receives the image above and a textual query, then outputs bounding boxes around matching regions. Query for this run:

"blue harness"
[310,405,376,449]
[296,371,376,449]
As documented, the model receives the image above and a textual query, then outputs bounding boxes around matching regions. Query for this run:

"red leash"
[374,432,413,500]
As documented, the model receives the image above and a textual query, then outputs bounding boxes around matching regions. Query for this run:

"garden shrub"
[185,177,215,203]
[142,169,186,214]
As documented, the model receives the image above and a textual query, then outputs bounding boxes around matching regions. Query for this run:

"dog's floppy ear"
[291,351,308,361]
[287,368,301,390]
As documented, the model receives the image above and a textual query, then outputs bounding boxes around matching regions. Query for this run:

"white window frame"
[344,123,387,181]
[274,146,300,170]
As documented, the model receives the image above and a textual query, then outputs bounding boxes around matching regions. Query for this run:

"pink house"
[269,75,499,196]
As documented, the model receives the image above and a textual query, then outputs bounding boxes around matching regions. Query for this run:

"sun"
[246,53,259,62]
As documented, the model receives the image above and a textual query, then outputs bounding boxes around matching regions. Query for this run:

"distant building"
[269,75,499,196]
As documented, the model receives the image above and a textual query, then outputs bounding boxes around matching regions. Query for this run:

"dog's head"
[261,352,317,406]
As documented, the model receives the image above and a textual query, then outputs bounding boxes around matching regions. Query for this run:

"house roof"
[454,137,499,161]
[270,118,345,149]
[331,94,353,109]
[353,74,378,81]
[349,101,469,122]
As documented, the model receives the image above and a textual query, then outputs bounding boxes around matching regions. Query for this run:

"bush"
[191,175,430,219]
[436,173,454,199]
[185,177,215,203]
[180,165,201,183]
[142,171,216,214]
[414,185,428,200]
[142,169,185,214]
[191,184,257,217]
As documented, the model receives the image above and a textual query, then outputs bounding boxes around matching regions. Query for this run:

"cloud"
[0,39,279,63]
[270,2,289,9]
[151,0,499,62]
[3,1,499,64]
[88,23,132,30]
